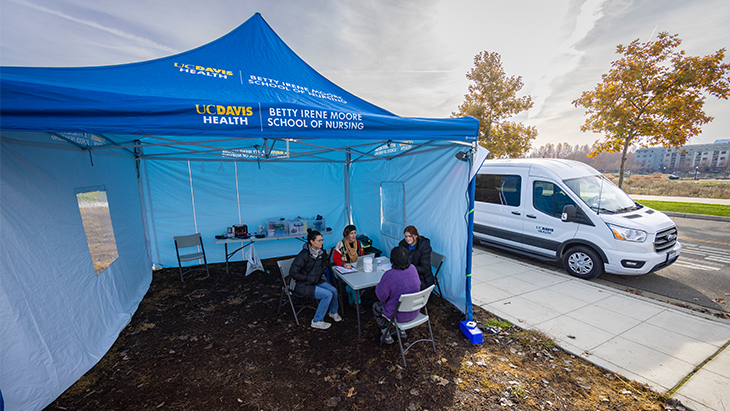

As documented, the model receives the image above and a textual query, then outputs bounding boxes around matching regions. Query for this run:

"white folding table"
[334,257,389,336]
[214,231,331,274]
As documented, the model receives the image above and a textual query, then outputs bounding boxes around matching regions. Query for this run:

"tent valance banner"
[0,13,478,142]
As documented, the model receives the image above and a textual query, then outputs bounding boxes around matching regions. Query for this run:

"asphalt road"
[474,216,730,314]
[597,216,730,314]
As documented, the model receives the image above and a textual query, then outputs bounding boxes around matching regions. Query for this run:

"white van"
[473,159,681,279]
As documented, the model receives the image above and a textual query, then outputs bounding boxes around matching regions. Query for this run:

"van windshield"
[563,175,639,214]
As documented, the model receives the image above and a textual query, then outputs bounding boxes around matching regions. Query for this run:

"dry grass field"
[606,174,730,199]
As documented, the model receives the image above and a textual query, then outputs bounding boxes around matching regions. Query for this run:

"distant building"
[634,147,666,172]
[635,141,730,173]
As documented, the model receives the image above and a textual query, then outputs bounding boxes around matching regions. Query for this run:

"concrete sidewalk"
[470,247,730,411]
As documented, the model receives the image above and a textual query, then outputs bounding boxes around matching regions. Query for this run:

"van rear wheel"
[562,246,603,280]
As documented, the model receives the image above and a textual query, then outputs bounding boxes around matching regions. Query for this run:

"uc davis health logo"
[175,63,233,79]
[196,104,253,126]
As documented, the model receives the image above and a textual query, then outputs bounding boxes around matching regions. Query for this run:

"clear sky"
[2,0,729,150]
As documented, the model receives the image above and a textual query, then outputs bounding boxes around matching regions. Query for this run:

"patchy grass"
[514,329,557,349]
[483,318,511,329]
[697,181,730,185]
[637,200,730,217]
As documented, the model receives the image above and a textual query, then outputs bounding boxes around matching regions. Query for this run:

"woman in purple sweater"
[373,246,421,344]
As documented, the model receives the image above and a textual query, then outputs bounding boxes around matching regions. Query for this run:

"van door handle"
[526,214,537,219]
[511,211,521,216]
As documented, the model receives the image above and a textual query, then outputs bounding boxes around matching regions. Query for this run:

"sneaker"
[396,329,406,339]
[311,320,331,330]
[328,312,343,322]
[381,331,394,344]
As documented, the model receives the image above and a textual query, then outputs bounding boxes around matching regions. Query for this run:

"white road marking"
[674,260,722,271]
[680,243,730,266]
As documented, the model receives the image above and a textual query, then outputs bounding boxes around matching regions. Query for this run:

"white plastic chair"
[174,233,210,282]
[380,284,437,367]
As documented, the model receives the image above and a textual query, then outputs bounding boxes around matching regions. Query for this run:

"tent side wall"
[0,132,152,411]
[350,147,471,311]
[142,159,348,267]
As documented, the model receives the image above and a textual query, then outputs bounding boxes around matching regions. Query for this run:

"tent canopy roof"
[1,13,478,161]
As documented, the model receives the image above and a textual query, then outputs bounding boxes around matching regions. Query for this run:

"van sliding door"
[473,171,525,248]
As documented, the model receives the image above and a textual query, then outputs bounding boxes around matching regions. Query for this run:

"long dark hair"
[307,228,322,244]
[390,246,410,270]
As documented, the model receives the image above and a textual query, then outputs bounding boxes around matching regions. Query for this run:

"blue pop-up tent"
[1,13,482,411]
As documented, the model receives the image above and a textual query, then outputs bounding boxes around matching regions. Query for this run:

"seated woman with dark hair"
[333,224,366,312]
[333,224,364,269]
[290,229,341,330]
[372,246,421,344]
[398,225,433,290]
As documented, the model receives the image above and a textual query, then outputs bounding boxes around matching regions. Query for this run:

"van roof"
[479,158,600,180]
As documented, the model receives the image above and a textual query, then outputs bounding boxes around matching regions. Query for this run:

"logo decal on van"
[536,225,554,235]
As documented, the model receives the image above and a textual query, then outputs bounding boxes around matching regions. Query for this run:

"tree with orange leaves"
[453,51,537,158]
[573,32,730,188]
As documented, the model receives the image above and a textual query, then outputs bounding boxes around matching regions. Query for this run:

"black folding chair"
[277,258,315,325]
[431,251,445,301]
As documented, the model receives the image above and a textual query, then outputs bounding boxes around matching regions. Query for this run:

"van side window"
[533,181,575,218]
[475,174,521,206]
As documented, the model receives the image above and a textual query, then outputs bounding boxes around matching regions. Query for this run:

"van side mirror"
[561,205,577,222]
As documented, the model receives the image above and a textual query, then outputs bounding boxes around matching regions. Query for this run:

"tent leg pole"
[345,150,352,225]
[465,143,477,322]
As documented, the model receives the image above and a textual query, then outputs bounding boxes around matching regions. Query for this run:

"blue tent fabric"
[0,13,477,141]
[1,132,152,411]
[1,13,479,411]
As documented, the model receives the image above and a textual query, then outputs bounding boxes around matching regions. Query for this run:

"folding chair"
[380,284,437,367]
[174,233,210,282]
[277,258,315,326]
[431,251,445,302]
[327,247,345,315]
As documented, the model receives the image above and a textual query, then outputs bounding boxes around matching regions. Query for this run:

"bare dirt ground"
[46,258,687,411]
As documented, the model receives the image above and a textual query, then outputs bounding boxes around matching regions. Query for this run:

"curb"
[663,211,730,222]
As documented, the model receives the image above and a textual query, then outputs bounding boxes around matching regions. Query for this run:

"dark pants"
[372,301,390,330]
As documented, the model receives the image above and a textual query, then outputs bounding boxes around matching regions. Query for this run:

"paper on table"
[334,265,357,274]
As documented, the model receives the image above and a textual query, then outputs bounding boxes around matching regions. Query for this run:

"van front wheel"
[562,246,603,280]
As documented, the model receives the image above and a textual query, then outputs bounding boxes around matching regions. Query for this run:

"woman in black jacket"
[398,225,433,290]
[289,229,341,329]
